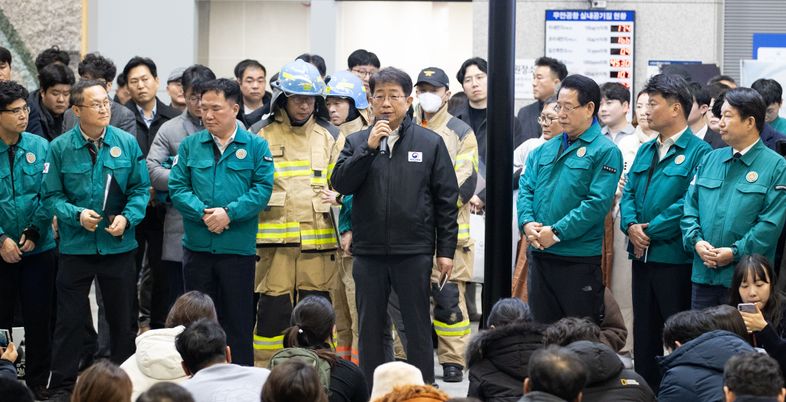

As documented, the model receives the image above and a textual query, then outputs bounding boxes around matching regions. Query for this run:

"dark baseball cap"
[416,67,449,88]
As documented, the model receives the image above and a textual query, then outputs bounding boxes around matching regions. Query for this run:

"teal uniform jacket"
[338,194,352,235]
[518,121,623,257]
[620,128,711,264]
[681,140,786,287]
[770,116,786,135]
[168,126,274,256]
[42,125,151,255]
[0,133,55,255]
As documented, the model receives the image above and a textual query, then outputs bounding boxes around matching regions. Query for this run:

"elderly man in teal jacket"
[0,80,56,398]
[619,74,711,390]
[43,80,150,399]
[518,74,622,324]
[682,88,786,310]
[169,78,274,366]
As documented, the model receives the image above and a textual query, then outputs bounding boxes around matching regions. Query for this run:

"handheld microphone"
[377,117,389,155]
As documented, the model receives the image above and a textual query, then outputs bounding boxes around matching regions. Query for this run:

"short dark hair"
[662,309,715,350]
[200,78,241,105]
[70,79,107,107]
[347,49,380,69]
[0,80,29,110]
[181,65,216,95]
[116,72,126,88]
[456,57,487,84]
[136,382,195,402]
[704,305,749,341]
[285,295,335,350]
[543,317,601,346]
[724,87,767,133]
[370,67,413,97]
[751,78,784,106]
[38,63,75,92]
[688,82,711,107]
[708,74,737,86]
[643,73,693,120]
[175,318,227,374]
[487,298,532,327]
[535,57,568,81]
[296,53,327,78]
[233,59,266,80]
[559,74,601,116]
[122,56,158,79]
[0,377,34,402]
[0,46,11,65]
[78,53,117,83]
[724,352,784,397]
[600,82,630,104]
[528,346,587,401]
[34,46,70,72]
[261,359,328,402]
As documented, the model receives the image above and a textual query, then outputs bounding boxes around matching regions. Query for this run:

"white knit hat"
[369,361,425,401]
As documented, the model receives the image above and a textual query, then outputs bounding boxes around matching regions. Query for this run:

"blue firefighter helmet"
[271,59,326,96]
[325,70,369,110]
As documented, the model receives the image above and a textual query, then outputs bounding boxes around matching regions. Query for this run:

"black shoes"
[442,364,464,382]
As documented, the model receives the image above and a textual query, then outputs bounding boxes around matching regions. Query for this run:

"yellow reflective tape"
[275,160,310,168]
[252,334,285,350]
[311,177,328,186]
[458,224,470,240]
[433,319,471,336]
[257,222,300,240]
[274,160,311,178]
[301,228,337,246]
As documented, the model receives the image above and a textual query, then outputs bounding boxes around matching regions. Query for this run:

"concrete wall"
[88,0,197,102]
[473,0,723,107]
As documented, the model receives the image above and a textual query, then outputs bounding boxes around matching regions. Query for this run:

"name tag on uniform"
[43,162,50,174]
[408,151,423,163]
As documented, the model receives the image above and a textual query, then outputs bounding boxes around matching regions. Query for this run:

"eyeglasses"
[537,115,558,125]
[0,105,30,116]
[77,100,111,112]
[187,95,201,104]
[286,94,315,105]
[371,94,407,103]
[351,68,375,78]
[554,103,582,114]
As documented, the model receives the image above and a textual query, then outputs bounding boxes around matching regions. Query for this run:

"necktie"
[87,140,98,165]
[8,144,16,170]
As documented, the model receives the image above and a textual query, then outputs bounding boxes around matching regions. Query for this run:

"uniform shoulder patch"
[316,118,340,141]
[446,117,472,140]
[602,165,618,174]
[263,155,273,162]
[776,185,786,191]
[620,378,640,386]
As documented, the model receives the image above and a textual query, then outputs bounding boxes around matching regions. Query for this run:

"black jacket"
[517,100,544,143]
[658,330,754,402]
[704,129,726,149]
[453,99,525,203]
[237,91,272,129]
[762,124,786,152]
[28,89,66,141]
[331,115,458,258]
[466,321,545,402]
[565,341,655,402]
[328,358,368,402]
[752,311,786,383]
[125,97,181,157]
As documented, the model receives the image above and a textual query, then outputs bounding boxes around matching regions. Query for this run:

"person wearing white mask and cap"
[412,66,479,383]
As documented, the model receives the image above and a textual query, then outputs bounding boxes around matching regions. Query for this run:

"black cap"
[416,67,449,88]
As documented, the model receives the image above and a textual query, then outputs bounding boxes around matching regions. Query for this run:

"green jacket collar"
[197,122,249,144]
[575,120,602,144]
[722,138,765,166]
[68,124,116,148]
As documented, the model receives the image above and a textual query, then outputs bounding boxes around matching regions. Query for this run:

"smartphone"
[0,329,9,348]
[738,303,758,313]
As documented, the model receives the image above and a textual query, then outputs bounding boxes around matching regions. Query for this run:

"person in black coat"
[564,341,655,402]
[466,298,545,402]
[732,255,786,378]
[282,296,368,402]
[658,309,755,402]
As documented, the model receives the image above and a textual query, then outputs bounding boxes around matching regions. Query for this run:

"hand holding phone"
[438,272,449,291]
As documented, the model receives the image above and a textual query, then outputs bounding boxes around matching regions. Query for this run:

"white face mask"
[418,92,444,113]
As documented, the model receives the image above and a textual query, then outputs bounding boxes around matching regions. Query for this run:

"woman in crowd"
[120,291,218,400]
[466,298,544,402]
[280,295,368,402]
[71,360,133,402]
[731,254,786,373]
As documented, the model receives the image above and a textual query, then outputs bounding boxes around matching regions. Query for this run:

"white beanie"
[369,361,425,401]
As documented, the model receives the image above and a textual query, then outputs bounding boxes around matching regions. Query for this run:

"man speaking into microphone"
[331,67,459,387]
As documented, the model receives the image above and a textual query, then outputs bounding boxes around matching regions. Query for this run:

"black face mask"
[345,103,359,124]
